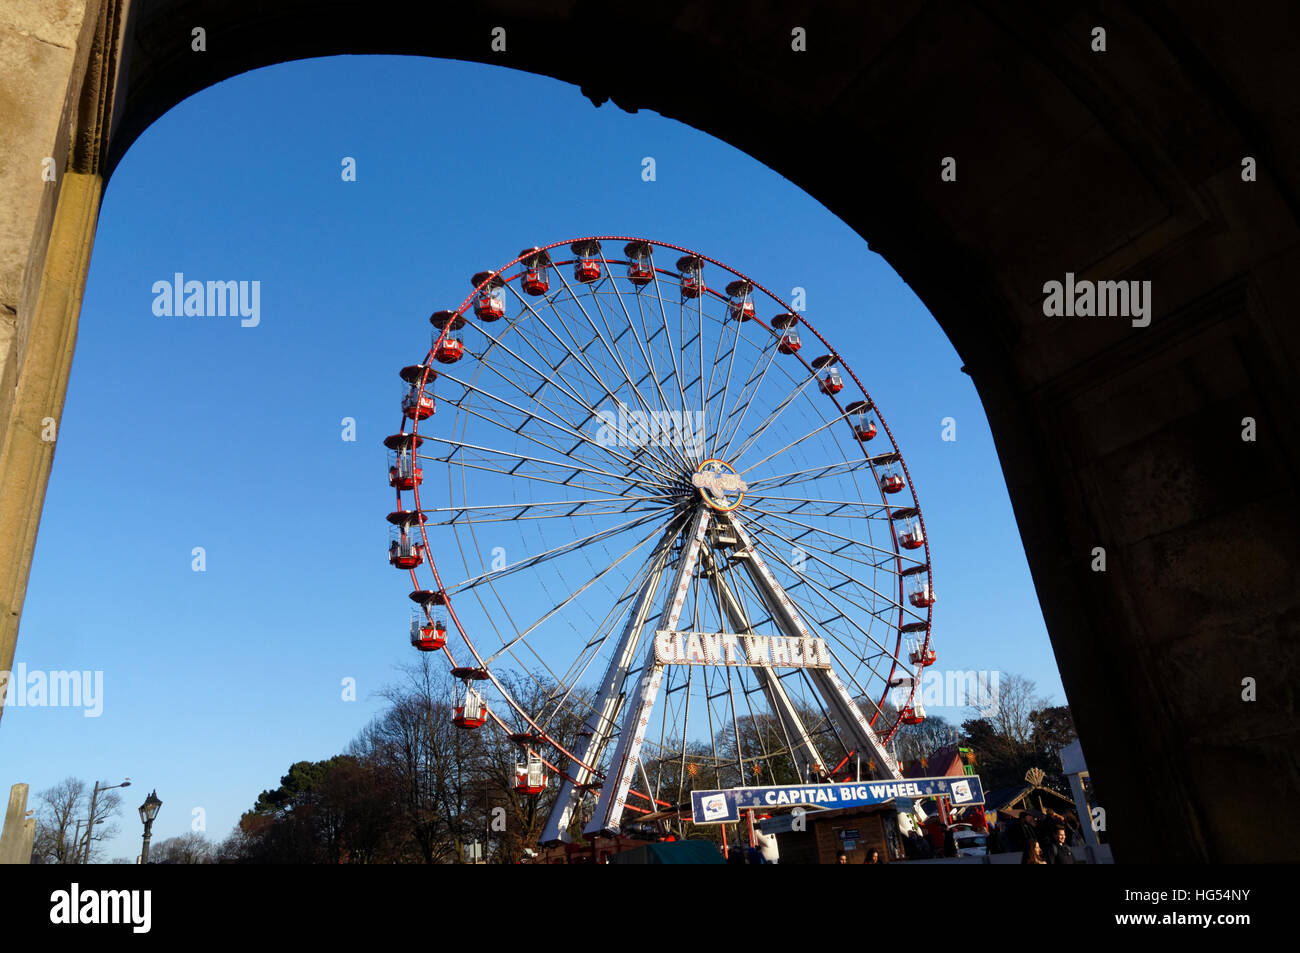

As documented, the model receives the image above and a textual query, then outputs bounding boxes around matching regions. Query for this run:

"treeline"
[215,659,587,863]
[28,667,1078,863]
[215,659,842,862]
[214,667,1079,862]
[884,672,1079,796]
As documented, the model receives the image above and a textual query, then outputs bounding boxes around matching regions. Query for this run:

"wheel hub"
[691,458,747,511]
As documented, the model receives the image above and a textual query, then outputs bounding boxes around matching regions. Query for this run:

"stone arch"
[1,1,1296,862]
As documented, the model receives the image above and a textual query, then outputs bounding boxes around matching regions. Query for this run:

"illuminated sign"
[690,775,985,824]
[654,630,831,668]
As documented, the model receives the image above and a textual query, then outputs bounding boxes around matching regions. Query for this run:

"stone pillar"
[0,173,103,724]
[0,0,118,725]
[0,782,32,863]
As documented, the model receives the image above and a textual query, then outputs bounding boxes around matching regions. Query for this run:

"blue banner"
[690,775,984,824]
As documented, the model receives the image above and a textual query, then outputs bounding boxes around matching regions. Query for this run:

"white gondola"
[515,754,547,795]
[453,684,487,729]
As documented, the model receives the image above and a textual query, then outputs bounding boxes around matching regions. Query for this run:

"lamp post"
[80,778,130,864]
[138,790,162,864]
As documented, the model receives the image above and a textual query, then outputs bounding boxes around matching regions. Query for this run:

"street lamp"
[80,778,130,864]
[138,790,162,864]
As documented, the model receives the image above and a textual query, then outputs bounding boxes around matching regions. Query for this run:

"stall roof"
[985,784,1074,813]
[903,745,966,780]
[607,840,726,864]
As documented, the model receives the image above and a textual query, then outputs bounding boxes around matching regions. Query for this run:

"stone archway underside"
[1,1,1296,862]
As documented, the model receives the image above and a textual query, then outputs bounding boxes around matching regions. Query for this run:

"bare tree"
[346,658,600,862]
[32,777,84,864]
[151,831,214,864]
[31,777,123,863]
[889,711,960,765]
[973,673,1046,761]
[213,825,258,864]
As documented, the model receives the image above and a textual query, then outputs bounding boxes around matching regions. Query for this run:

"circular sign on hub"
[692,459,747,511]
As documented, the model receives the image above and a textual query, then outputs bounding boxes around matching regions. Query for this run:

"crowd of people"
[894,807,1084,863]
[716,806,1086,864]
[989,809,1083,864]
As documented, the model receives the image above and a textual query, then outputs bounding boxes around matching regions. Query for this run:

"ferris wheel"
[384,237,936,841]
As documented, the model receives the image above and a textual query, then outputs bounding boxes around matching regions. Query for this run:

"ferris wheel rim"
[392,236,936,799]
[424,238,931,736]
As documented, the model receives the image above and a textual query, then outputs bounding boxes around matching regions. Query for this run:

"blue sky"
[1,56,1065,860]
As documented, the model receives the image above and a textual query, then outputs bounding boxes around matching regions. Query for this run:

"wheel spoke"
[445,508,678,594]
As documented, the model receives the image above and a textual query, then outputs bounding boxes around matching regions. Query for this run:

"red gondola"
[624,240,654,286]
[725,280,755,321]
[399,364,436,420]
[435,339,463,363]
[519,247,552,296]
[385,432,424,490]
[892,507,925,550]
[902,566,934,608]
[571,240,603,283]
[471,272,506,321]
[872,452,905,494]
[771,313,800,353]
[388,536,424,570]
[901,622,935,666]
[410,612,446,651]
[430,309,467,364]
[900,706,925,726]
[402,390,434,420]
[812,355,843,395]
[386,510,427,570]
[677,254,704,298]
[846,400,876,441]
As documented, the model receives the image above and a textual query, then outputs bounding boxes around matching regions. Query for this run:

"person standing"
[1021,841,1046,864]
[1015,811,1037,854]
[1045,826,1076,864]
[988,821,1006,854]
